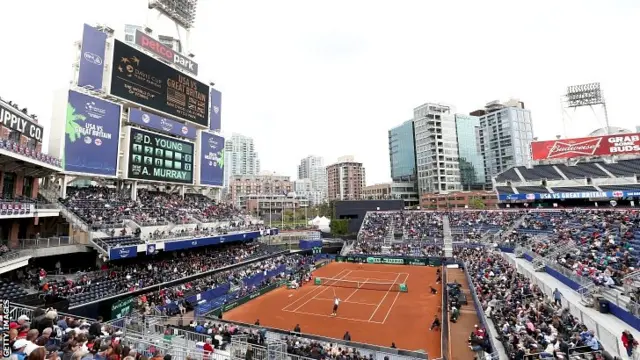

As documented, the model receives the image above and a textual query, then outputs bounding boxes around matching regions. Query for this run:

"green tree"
[330,219,349,236]
[469,197,486,209]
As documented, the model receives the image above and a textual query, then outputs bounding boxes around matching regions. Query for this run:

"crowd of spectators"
[37,241,278,307]
[350,242,442,257]
[459,247,607,359]
[144,253,308,316]
[358,210,523,242]
[508,210,640,290]
[60,186,245,230]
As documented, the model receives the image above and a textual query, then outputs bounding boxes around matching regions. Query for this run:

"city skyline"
[0,1,637,186]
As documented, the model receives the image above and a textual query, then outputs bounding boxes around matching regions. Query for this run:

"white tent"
[308,216,331,231]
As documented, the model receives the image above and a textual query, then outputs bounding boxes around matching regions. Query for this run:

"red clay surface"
[223,262,442,358]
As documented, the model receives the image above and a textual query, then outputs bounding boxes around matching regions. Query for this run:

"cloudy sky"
[0,0,638,185]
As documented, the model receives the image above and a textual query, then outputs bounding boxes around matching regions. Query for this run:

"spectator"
[342,331,351,341]
[622,330,638,357]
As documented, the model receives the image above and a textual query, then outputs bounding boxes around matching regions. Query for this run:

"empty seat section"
[550,186,598,193]
[516,186,549,194]
[495,168,521,182]
[556,163,608,179]
[602,159,640,177]
[519,165,563,181]
[495,186,515,194]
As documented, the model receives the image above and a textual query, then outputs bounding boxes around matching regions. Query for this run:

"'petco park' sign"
[531,133,640,160]
[135,30,199,76]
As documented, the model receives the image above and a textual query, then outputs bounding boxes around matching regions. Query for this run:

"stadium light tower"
[562,82,611,135]
[147,0,198,56]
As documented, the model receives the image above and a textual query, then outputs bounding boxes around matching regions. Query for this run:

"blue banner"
[78,24,107,90]
[499,189,640,201]
[164,231,260,252]
[209,89,221,132]
[109,246,137,260]
[128,108,197,140]
[64,91,121,176]
[299,240,322,250]
[146,243,157,255]
[199,132,224,186]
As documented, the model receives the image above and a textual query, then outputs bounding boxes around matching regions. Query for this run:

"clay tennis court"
[223,262,442,357]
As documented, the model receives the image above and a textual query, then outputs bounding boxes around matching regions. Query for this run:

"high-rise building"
[388,120,416,182]
[455,114,486,190]
[326,156,366,201]
[471,99,533,184]
[413,103,461,194]
[223,133,261,187]
[297,155,327,205]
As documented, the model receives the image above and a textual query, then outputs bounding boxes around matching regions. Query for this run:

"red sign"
[531,133,640,160]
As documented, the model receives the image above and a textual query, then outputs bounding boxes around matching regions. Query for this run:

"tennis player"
[331,296,341,316]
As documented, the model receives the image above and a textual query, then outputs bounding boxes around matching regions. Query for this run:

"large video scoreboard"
[127,128,194,184]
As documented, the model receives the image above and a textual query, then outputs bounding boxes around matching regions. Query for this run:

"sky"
[0,0,638,185]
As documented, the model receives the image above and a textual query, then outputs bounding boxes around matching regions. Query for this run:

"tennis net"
[314,277,407,292]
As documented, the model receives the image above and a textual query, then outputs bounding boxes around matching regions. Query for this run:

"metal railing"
[18,236,73,249]
[0,250,30,263]
[504,253,624,358]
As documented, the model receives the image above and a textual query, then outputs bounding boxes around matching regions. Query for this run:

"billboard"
[129,108,196,140]
[127,127,194,184]
[77,24,107,89]
[110,40,209,127]
[199,132,224,186]
[0,101,43,142]
[134,30,198,76]
[499,189,640,201]
[64,91,121,176]
[209,89,221,132]
[531,133,640,160]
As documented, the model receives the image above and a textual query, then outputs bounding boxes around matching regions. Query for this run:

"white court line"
[343,276,401,282]
[291,270,353,312]
[368,273,401,321]
[281,269,349,311]
[313,298,378,306]
[380,273,410,324]
[343,278,369,302]
[283,309,382,324]
[351,270,406,275]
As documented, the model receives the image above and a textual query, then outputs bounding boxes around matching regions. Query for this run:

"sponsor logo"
[118,248,131,258]
[141,113,151,123]
[83,52,103,65]
[181,126,189,135]
[160,118,173,131]
[613,191,624,198]
[208,137,218,149]
[546,138,602,158]
[526,193,535,200]
[213,106,220,115]
[135,31,198,75]
[95,138,102,146]
[85,101,107,119]
[84,136,92,144]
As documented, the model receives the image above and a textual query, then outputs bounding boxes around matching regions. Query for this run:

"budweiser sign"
[531,133,640,160]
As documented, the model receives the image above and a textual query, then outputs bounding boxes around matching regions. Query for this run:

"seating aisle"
[505,252,636,357]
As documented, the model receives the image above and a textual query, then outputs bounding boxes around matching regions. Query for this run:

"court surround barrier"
[208,317,429,360]
[201,280,286,317]
[335,254,442,266]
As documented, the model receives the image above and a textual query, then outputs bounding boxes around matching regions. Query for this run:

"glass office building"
[388,120,416,181]
[455,114,485,189]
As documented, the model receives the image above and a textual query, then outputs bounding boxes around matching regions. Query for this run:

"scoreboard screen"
[128,128,194,184]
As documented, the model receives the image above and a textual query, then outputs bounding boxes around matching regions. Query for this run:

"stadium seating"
[518,165,564,181]
[602,159,640,177]
[0,137,61,167]
[515,185,549,193]
[38,241,279,307]
[60,186,246,230]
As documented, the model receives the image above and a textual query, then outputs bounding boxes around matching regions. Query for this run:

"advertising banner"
[199,132,224,186]
[110,297,134,319]
[0,101,44,142]
[531,133,640,160]
[109,246,137,260]
[110,40,209,127]
[78,24,107,89]
[164,231,260,252]
[129,108,196,140]
[128,128,194,184]
[209,89,221,132]
[146,243,157,255]
[64,91,121,176]
[335,255,441,266]
[498,189,640,201]
[134,30,199,76]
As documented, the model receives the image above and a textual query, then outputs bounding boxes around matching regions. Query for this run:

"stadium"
[1,3,639,360]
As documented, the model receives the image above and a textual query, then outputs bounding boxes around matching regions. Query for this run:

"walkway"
[446,268,478,360]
